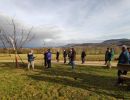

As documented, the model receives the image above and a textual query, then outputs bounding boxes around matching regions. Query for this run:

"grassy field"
[0,61,130,100]
[0,54,119,61]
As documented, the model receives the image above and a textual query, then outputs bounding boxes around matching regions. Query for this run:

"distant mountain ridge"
[63,39,130,47]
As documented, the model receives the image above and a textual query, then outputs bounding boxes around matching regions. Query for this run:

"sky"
[0,0,130,47]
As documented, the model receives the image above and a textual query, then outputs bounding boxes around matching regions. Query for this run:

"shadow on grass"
[27,64,128,99]
[0,62,15,69]
[0,62,129,99]
[0,62,28,70]
[0,61,51,72]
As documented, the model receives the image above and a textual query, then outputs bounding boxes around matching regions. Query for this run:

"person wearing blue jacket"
[27,50,35,70]
[117,45,130,85]
[47,49,52,68]
[111,48,115,60]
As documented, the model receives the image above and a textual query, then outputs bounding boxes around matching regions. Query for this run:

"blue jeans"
[71,61,75,69]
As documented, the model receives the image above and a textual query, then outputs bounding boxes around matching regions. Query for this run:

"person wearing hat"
[117,45,130,85]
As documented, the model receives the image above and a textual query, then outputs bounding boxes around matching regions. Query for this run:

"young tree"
[0,18,34,67]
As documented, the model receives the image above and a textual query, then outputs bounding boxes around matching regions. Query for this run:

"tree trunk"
[15,50,18,67]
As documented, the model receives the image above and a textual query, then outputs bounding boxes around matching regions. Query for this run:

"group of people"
[104,46,130,85]
[27,48,79,70]
[27,47,116,70]
[27,45,130,86]
[44,49,52,68]
[27,49,52,70]
[56,48,77,69]
[56,48,86,66]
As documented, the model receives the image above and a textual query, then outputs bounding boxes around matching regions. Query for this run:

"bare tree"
[0,18,34,67]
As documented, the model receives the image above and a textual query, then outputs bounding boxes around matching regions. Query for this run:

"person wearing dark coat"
[27,50,35,70]
[105,48,109,65]
[56,50,60,62]
[63,49,67,63]
[106,49,112,68]
[44,50,48,68]
[81,50,86,64]
[70,48,76,69]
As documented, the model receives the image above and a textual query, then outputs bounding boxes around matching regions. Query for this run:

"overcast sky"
[0,0,130,47]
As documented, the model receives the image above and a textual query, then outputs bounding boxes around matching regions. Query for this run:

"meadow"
[0,54,129,99]
[0,53,119,61]
[0,61,130,100]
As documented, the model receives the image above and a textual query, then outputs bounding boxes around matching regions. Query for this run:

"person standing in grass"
[47,49,52,68]
[56,50,60,62]
[44,50,48,68]
[105,48,109,65]
[81,49,86,64]
[117,45,130,85]
[106,49,112,68]
[70,48,76,69]
[68,49,72,64]
[111,48,115,60]
[107,48,115,68]
[63,49,67,64]
[27,50,35,70]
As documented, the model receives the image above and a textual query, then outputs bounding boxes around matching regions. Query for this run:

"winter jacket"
[118,50,130,64]
[47,52,52,60]
[81,51,86,58]
[28,53,34,62]
[71,50,76,61]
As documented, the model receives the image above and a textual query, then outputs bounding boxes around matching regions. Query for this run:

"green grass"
[0,61,129,99]
[0,54,119,61]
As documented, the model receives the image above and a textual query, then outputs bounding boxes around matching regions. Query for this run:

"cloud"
[0,0,130,47]
[0,14,63,47]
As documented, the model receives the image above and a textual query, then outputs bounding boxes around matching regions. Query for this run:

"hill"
[63,39,130,47]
